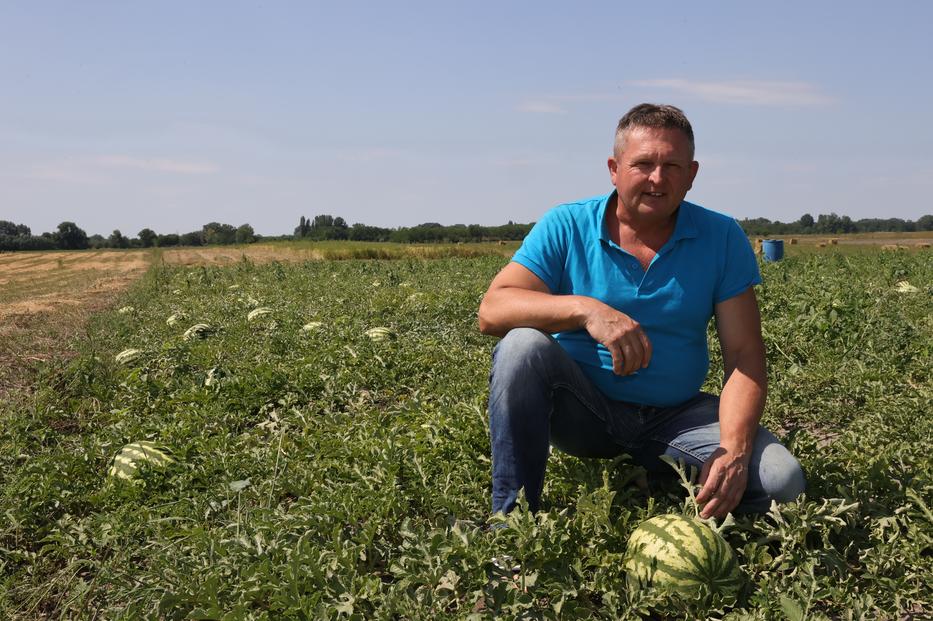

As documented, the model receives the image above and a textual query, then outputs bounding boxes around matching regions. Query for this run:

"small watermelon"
[183,323,213,340]
[247,307,273,322]
[623,514,742,597]
[301,321,323,333]
[114,348,143,365]
[109,441,176,480]
[365,326,395,342]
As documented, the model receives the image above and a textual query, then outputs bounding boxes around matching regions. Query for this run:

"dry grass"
[0,249,153,397]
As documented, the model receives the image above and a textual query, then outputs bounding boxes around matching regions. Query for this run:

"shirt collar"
[599,191,699,243]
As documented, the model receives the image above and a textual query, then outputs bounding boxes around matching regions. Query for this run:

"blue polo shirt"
[512,192,760,407]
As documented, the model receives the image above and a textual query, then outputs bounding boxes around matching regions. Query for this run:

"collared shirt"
[512,191,761,407]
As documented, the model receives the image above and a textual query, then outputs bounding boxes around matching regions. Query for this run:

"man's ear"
[607,156,618,182]
[688,160,699,189]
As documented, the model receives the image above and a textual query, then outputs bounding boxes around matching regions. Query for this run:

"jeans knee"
[760,444,806,503]
[492,328,555,375]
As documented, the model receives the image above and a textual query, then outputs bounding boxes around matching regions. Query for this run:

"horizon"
[3,2,932,236]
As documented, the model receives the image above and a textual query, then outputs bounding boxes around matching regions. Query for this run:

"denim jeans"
[488,328,806,515]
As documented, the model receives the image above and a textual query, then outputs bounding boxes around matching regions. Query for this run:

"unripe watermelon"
[109,441,176,480]
[623,514,742,597]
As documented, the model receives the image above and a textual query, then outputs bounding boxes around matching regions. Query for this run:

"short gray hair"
[613,103,695,158]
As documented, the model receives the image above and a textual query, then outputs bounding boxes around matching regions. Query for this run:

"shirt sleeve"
[511,206,570,294]
[714,219,762,303]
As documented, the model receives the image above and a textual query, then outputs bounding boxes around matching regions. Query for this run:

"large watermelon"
[623,514,742,597]
[109,441,176,481]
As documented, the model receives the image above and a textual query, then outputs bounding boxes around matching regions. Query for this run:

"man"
[478,103,805,519]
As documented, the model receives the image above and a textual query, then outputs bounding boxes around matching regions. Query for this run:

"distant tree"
[294,215,310,238]
[157,233,180,247]
[0,220,31,237]
[798,213,814,229]
[55,221,89,250]
[235,223,256,244]
[138,228,157,247]
[917,215,933,231]
[108,229,129,249]
[312,215,335,229]
[202,222,237,245]
[88,234,108,249]
[348,223,391,241]
[179,231,203,246]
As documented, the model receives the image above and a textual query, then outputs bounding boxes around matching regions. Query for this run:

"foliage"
[739,212,933,236]
[0,250,930,619]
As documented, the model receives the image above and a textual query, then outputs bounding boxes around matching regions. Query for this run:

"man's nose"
[648,165,664,184]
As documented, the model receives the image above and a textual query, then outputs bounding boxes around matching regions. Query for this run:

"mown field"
[0,248,930,619]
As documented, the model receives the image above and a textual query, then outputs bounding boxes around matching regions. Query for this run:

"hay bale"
[829,238,839,245]
[881,244,899,251]
[916,242,931,249]
[818,243,827,248]
[789,238,798,245]
[754,239,763,254]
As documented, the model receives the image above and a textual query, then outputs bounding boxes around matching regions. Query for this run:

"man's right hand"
[479,263,653,376]
[582,300,652,376]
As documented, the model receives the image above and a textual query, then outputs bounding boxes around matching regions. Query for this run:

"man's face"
[608,126,699,223]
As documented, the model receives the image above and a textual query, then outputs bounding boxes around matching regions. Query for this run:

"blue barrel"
[762,239,784,262]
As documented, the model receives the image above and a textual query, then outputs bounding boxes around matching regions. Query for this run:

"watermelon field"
[0,247,931,619]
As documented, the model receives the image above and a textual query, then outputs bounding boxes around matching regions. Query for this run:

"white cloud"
[516,100,568,114]
[333,147,410,163]
[629,79,834,106]
[13,155,220,186]
[92,155,219,174]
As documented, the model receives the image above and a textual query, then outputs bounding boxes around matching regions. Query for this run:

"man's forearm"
[717,355,767,462]
[478,287,596,337]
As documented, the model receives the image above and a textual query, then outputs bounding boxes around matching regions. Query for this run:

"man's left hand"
[695,447,749,519]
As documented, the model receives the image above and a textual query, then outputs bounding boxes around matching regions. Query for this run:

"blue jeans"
[488,328,806,515]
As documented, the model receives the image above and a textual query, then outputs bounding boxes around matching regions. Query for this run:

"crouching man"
[478,103,805,519]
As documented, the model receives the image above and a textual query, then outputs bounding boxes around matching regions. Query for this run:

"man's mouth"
[644,192,664,197]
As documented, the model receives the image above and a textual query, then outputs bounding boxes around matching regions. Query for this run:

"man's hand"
[583,301,652,376]
[695,447,749,519]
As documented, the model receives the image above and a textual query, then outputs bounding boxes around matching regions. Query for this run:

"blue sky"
[2,1,932,236]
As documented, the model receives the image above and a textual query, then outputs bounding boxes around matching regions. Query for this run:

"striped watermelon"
[247,307,273,322]
[623,514,742,597]
[365,326,395,342]
[183,323,213,340]
[109,441,176,480]
[115,348,143,365]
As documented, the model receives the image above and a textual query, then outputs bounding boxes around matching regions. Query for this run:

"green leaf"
[780,595,805,621]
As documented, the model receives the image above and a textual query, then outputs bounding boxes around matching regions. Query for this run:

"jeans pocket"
[605,404,645,449]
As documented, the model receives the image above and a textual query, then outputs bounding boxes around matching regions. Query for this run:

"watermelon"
[247,307,273,322]
[623,514,742,597]
[183,323,212,340]
[365,326,395,342]
[114,348,143,365]
[109,441,176,480]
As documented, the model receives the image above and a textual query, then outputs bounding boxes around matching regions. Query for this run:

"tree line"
[738,212,933,236]
[292,214,533,243]
[3,210,931,252]
[0,221,257,252]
